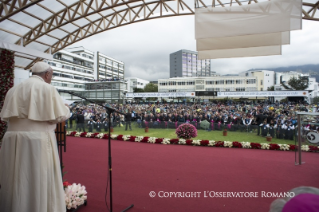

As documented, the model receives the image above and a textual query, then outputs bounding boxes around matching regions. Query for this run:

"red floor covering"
[63,137,319,212]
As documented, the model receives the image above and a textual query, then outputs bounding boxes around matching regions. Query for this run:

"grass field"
[67,121,296,145]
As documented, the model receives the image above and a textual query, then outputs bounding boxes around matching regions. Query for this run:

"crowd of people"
[66,100,319,140]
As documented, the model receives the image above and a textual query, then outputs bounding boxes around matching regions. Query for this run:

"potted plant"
[266,133,272,142]
[110,127,114,133]
[145,126,149,133]
[223,128,227,136]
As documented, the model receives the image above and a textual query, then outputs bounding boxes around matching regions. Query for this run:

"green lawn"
[67,121,296,145]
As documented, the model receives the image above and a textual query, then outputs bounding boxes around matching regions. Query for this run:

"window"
[261,80,263,85]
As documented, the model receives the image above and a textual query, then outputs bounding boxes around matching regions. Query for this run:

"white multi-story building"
[47,46,127,102]
[125,77,150,92]
[158,76,259,99]
[239,70,275,91]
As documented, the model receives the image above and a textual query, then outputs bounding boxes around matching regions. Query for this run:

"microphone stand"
[58,90,134,212]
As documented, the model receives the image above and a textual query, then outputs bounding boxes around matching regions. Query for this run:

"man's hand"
[65,104,70,108]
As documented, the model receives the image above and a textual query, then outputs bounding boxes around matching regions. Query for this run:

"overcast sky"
[70,16,319,81]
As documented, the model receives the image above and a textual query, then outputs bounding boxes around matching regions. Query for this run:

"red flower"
[251,143,261,149]
[129,136,136,142]
[232,141,242,148]
[155,138,163,144]
[102,134,109,139]
[70,131,77,136]
[215,141,224,147]
[309,146,318,152]
[170,139,179,144]
[141,137,149,143]
[186,140,193,145]
[269,144,280,150]
[200,140,209,146]
[63,181,70,188]
[117,135,123,140]
[289,144,296,151]
[80,132,87,137]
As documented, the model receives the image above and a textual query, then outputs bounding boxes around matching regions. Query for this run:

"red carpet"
[63,137,319,212]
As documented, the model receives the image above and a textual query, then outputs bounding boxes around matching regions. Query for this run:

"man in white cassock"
[0,62,70,212]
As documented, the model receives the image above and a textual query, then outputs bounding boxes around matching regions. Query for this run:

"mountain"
[248,64,319,81]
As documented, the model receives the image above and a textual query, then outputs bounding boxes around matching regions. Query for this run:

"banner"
[217,91,308,97]
[126,92,196,98]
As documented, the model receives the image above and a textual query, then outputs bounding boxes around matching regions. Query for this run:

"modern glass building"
[169,49,213,78]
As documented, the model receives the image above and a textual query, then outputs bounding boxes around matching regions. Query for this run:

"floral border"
[0,49,14,143]
[66,131,319,153]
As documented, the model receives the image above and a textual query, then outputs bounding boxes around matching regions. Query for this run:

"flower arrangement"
[215,141,224,147]
[129,136,136,142]
[122,135,131,141]
[148,137,156,143]
[278,144,290,151]
[261,143,270,150]
[224,141,233,148]
[80,132,87,137]
[169,139,179,144]
[186,140,193,145]
[141,137,149,143]
[102,134,109,139]
[175,123,197,139]
[110,134,118,139]
[96,133,104,139]
[90,133,99,138]
[250,143,261,149]
[192,140,201,146]
[301,145,310,152]
[0,50,14,144]
[309,146,319,152]
[66,131,319,153]
[74,132,82,137]
[241,142,251,149]
[200,140,209,146]
[64,183,87,210]
[208,140,216,146]
[269,144,280,150]
[178,139,186,145]
[162,138,170,144]
[155,138,163,144]
[232,141,242,148]
[135,136,144,142]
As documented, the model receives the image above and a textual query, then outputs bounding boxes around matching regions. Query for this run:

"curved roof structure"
[1,0,319,69]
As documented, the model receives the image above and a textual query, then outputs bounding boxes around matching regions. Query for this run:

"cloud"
[70,16,319,80]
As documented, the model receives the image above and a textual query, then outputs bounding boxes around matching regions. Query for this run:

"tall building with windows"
[48,46,127,102]
[169,49,213,78]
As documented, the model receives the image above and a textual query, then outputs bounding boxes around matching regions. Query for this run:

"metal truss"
[0,0,318,69]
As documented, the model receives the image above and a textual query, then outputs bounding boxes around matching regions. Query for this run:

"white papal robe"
[0,75,70,212]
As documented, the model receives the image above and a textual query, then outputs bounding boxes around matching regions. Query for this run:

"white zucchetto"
[31,62,51,73]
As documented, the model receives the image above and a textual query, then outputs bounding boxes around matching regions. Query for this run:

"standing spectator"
[87,118,95,132]
[77,110,85,132]
[125,109,132,131]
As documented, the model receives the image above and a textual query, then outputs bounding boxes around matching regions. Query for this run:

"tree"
[281,76,309,90]
[133,87,144,93]
[267,86,275,91]
[144,83,158,92]
[313,97,319,104]
[143,83,158,101]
